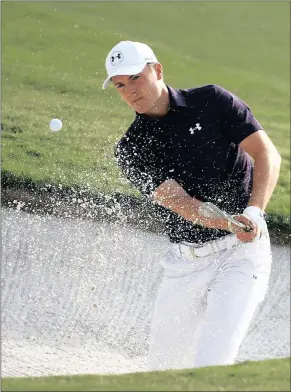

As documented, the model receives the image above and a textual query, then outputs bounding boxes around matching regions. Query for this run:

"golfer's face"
[111,65,161,114]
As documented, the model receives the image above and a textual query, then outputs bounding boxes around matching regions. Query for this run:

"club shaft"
[200,202,252,232]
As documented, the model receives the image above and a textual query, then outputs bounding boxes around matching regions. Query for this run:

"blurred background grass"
[2,1,290,216]
[2,357,291,391]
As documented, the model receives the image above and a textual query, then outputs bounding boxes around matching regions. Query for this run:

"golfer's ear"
[156,63,163,80]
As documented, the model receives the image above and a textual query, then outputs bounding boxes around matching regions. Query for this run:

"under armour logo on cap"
[110,51,124,66]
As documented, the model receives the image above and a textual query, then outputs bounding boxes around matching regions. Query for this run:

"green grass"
[2,2,290,216]
[2,358,290,391]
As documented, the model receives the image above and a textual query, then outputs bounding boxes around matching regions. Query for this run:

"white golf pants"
[148,233,272,371]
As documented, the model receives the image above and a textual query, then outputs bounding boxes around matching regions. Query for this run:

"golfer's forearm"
[248,150,281,211]
[156,194,229,231]
[158,194,200,223]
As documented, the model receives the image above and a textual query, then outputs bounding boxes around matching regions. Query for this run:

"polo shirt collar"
[167,85,187,109]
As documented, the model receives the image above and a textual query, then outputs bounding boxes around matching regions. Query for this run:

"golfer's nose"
[127,83,137,93]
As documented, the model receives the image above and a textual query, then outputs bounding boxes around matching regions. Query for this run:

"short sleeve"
[215,85,263,145]
[115,140,169,198]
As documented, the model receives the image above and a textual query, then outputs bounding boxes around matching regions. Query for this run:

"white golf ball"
[49,118,62,132]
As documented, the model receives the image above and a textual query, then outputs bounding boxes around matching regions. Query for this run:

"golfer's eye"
[116,84,124,89]
[132,75,139,81]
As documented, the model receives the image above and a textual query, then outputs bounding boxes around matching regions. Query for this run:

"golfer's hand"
[229,214,258,243]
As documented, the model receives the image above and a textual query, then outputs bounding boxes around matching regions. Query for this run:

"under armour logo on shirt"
[189,123,202,134]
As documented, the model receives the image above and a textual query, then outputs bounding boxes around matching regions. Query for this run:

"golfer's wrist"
[227,220,233,233]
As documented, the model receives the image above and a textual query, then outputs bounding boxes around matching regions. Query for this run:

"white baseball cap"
[102,41,158,89]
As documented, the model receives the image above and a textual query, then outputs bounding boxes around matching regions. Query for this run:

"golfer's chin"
[131,99,150,114]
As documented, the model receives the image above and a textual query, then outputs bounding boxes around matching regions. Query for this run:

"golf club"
[199,202,252,232]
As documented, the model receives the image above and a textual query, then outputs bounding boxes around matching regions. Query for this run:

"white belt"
[180,234,239,258]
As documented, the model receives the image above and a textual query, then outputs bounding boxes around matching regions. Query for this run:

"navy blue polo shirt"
[115,84,262,244]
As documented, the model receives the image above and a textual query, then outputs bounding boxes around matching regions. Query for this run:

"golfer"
[102,41,281,370]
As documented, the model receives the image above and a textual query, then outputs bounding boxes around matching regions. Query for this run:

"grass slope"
[2,358,290,391]
[2,2,290,215]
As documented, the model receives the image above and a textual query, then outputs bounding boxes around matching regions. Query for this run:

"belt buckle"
[189,247,199,258]
[189,243,205,258]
